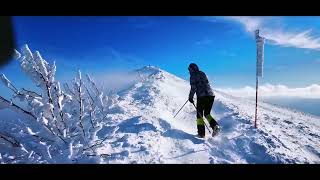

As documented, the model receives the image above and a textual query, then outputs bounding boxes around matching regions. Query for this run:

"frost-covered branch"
[22,88,42,98]
[0,74,19,94]
[83,135,109,151]
[86,74,100,96]
[63,83,75,96]
[0,44,116,163]
[0,95,36,120]
[77,70,85,137]
[84,84,95,128]
[0,132,21,147]
[53,82,67,131]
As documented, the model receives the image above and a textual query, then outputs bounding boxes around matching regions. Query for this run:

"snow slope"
[92,66,320,164]
[1,66,319,164]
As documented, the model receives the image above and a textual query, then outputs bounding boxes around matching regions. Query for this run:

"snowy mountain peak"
[109,67,320,164]
[136,66,187,83]
[135,65,161,75]
[130,66,181,85]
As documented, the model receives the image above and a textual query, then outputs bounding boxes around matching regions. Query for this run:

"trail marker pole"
[255,29,265,128]
[255,73,259,128]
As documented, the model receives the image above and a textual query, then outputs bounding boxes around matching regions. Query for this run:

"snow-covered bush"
[0,45,116,163]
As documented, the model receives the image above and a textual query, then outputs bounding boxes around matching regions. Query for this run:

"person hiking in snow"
[188,63,219,138]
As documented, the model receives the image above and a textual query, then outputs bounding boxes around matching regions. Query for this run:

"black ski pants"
[196,96,215,119]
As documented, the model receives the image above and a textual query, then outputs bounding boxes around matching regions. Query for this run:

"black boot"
[209,120,218,129]
[197,125,205,138]
[205,114,218,129]
[208,119,220,136]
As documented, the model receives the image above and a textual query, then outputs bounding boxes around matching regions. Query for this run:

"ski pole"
[192,102,212,134]
[173,99,189,118]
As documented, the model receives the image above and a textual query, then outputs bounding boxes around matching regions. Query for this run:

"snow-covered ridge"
[135,65,161,74]
[99,66,320,164]
[133,65,185,83]
[1,46,319,163]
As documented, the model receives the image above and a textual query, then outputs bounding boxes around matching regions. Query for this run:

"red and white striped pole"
[255,29,265,128]
[255,73,259,128]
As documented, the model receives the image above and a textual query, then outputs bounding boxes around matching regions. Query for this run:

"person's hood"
[188,63,199,73]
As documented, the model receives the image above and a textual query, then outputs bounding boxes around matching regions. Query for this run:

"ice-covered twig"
[52,128,67,144]
[1,74,19,94]
[84,84,94,105]
[77,70,85,137]
[84,84,95,128]
[13,49,21,59]
[22,88,42,98]
[22,130,55,143]
[86,74,100,95]
[53,83,67,130]
[83,136,109,151]
[86,153,111,157]
[0,132,21,147]
[63,83,75,96]
[39,114,67,144]
[0,95,36,120]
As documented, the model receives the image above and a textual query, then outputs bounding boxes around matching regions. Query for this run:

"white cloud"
[199,16,320,51]
[263,29,320,50]
[225,16,262,32]
[218,83,320,99]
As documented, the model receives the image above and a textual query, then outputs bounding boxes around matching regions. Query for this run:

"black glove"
[189,97,194,104]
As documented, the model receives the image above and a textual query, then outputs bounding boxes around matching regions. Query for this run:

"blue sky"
[1,16,320,98]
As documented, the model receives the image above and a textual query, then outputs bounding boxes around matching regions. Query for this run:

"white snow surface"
[1,66,320,163]
[93,66,320,164]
